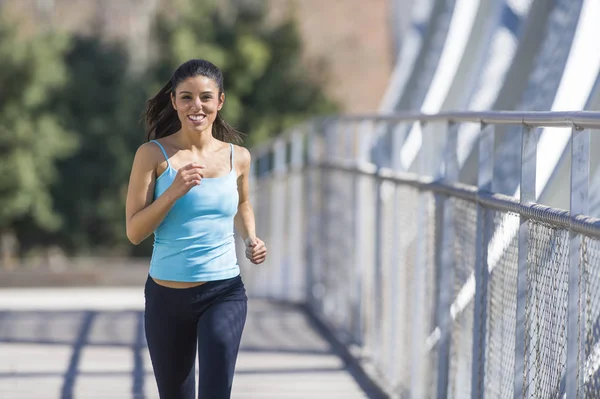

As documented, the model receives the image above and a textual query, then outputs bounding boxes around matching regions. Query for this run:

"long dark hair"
[143,59,243,144]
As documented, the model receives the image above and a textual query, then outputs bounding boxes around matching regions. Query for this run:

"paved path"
[0,287,372,398]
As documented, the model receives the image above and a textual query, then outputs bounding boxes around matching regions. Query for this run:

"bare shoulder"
[233,144,251,171]
[133,141,164,169]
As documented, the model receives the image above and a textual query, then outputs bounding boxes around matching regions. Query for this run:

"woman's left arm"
[234,146,267,265]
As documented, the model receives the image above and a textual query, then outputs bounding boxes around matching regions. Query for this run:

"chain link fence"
[243,112,600,398]
[484,210,519,398]
[523,222,570,397]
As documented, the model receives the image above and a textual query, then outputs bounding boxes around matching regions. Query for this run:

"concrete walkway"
[0,287,373,398]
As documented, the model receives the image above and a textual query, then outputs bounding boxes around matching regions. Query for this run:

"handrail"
[316,110,600,127]
[318,161,600,238]
[249,110,600,158]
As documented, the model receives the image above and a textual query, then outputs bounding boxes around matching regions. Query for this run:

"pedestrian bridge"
[2,111,600,399]
[0,288,381,398]
[243,111,600,398]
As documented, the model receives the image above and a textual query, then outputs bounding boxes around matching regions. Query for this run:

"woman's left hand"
[244,237,267,265]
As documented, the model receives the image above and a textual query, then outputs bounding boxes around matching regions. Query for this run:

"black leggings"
[144,274,247,399]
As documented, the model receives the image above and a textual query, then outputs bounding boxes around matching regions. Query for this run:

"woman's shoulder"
[134,140,170,166]
[232,144,251,167]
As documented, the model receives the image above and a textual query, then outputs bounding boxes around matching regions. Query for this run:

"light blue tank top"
[148,140,240,282]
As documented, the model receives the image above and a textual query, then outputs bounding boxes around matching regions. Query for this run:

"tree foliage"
[0,16,76,235]
[3,0,336,258]
[43,38,148,254]
[150,0,337,145]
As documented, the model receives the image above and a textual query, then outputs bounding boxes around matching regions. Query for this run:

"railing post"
[386,179,400,389]
[321,119,340,318]
[471,123,494,398]
[387,122,406,391]
[335,121,352,329]
[254,151,271,297]
[288,127,304,302]
[341,122,356,333]
[373,121,386,370]
[248,156,257,238]
[410,119,429,397]
[316,120,331,316]
[305,121,322,309]
[436,122,459,399]
[514,125,538,398]
[271,138,287,300]
[353,119,374,348]
[566,124,590,398]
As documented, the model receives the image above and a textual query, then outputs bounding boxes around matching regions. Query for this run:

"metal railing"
[240,111,600,398]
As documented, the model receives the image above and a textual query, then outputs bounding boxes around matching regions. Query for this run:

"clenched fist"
[244,237,267,265]
[166,162,206,200]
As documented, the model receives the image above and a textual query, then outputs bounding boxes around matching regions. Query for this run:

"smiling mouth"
[188,115,206,123]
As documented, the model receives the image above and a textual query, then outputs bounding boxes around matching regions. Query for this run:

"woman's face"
[171,75,224,133]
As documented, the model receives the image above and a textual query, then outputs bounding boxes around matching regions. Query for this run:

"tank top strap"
[229,143,235,169]
[150,140,170,167]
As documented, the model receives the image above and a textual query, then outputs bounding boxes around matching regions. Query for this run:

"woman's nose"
[192,97,202,110]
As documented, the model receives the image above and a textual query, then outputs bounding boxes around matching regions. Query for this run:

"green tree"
[29,37,148,256]
[0,15,76,267]
[150,0,337,146]
[11,0,337,259]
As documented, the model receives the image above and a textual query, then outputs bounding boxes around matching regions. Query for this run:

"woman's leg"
[196,282,247,399]
[145,279,197,399]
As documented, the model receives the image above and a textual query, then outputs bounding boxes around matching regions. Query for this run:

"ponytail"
[143,80,180,142]
[213,112,244,145]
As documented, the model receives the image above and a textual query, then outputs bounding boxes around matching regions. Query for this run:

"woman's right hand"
[166,162,206,200]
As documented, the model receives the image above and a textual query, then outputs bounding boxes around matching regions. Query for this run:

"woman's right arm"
[126,143,206,245]
[125,143,177,245]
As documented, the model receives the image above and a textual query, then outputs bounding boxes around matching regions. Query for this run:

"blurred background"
[0,1,394,398]
[0,0,392,279]
[1,0,599,280]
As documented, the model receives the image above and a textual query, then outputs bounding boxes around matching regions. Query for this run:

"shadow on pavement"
[0,300,387,398]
